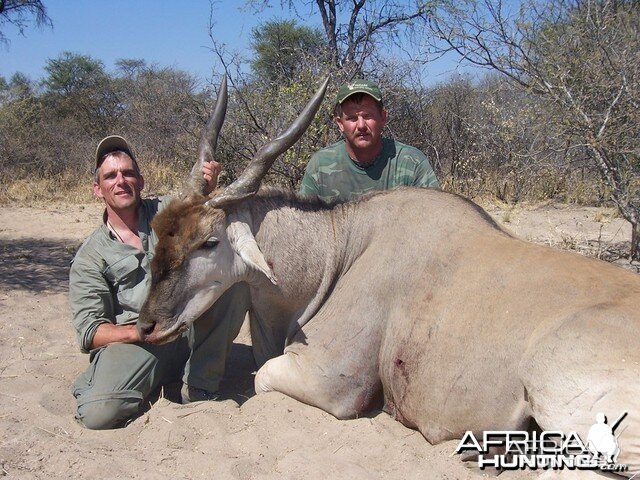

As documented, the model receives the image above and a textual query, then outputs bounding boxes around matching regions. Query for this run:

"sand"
[0,201,633,479]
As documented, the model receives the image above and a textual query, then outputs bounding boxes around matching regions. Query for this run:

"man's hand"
[90,323,142,350]
[202,160,222,195]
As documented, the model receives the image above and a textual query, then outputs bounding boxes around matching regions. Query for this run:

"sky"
[0,0,470,87]
[1,1,270,84]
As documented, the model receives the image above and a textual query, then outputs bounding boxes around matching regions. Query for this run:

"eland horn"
[184,75,228,197]
[205,77,330,208]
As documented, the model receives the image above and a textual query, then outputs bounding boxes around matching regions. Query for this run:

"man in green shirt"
[69,136,250,429]
[300,79,439,203]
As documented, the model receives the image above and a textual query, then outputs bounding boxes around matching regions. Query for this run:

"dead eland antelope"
[137,78,640,478]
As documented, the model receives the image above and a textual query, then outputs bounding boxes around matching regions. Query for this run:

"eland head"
[137,77,329,344]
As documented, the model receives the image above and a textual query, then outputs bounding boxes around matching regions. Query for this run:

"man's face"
[93,153,144,211]
[335,95,388,154]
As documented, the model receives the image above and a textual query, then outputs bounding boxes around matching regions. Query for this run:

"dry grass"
[593,208,621,222]
[0,172,94,205]
[441,169,610,207]
[500,204,522,224]
[0,161,187,206]
[137,159,186,197]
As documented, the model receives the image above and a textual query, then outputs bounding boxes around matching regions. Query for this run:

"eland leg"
[520,310,640,478]
[255,301,384,419]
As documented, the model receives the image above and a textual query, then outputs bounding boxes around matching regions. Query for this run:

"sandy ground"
[0,200,635,480]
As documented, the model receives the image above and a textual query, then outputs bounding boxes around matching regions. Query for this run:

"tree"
[248,0,432,76]
[423,76,478,193]
[430,0,640,259]
[114,62,204,168]
[251,19,327,83]
[43,51,106,96]
[0,0,51,44]
[0,70,46,179]
[41,52,123,136]
[115,58,147,78]
[207,1,440,188]
[0,54,206,185]
[0,71,32,103]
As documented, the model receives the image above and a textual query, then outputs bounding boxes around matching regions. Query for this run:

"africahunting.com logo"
[455,412,629,473]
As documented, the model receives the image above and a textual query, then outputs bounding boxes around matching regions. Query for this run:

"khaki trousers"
[72,282,250,429]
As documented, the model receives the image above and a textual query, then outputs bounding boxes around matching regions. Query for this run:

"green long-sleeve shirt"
[69,197,168,353]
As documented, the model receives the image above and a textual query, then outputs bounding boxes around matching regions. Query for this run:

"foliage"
[429,0,640,257]
[112,60,207,171]
[0,53,206,193]
[41,52,122,137]
[248,0,432,75]
[0,50,616,208]
[0,0,51,44]
[43,52,106,95]
[2,0,636,264]
[250,19,327,83]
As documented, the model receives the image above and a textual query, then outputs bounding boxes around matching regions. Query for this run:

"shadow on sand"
[0,237,80,293]
[147,342,258,408]
[0,236,259,408]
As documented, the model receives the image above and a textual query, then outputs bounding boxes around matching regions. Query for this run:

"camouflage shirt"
[299,138,439,203]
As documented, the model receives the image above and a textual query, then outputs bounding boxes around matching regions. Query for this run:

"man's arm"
[90,323,140,349]
[70,255,140,352]
[411,150,440,188]
[299,155,321,196]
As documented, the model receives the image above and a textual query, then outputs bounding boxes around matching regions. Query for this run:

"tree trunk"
[588,146,640,262]
[631,220,640,262]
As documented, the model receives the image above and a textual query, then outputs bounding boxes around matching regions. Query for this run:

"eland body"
[138,79,640,477]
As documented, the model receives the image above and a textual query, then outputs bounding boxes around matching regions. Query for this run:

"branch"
[315,0,340,68]
[596,74,626,140]
[344,0,366,66]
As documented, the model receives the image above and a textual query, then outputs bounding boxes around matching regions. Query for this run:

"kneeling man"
[69,136,250,429]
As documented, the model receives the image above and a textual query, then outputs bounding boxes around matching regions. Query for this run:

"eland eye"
[201,236,219,249]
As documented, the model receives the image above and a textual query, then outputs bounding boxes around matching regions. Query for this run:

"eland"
[137,78,640,477]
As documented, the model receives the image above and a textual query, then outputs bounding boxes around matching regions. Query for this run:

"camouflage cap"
[95,135,136,169]
[335,79,383,105]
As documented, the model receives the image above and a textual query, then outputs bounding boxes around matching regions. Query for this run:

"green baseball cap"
[95,135,136,169]
[335,79,383,105]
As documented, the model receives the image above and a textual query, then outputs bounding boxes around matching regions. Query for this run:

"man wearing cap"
[69,136,250,429]
[300,79,439,202]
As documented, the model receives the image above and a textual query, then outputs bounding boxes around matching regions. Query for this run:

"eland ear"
[227,220,277,285]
